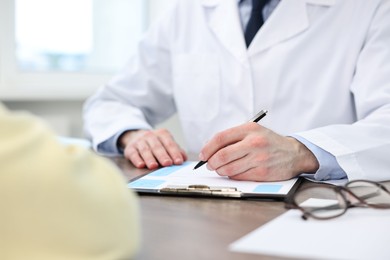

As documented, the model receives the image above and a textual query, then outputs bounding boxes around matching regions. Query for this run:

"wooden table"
[113,157,312,260]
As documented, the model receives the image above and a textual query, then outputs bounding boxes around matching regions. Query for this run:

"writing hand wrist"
[289,137,319,175]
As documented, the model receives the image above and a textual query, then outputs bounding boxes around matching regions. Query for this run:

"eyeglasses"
[285,180,390,220]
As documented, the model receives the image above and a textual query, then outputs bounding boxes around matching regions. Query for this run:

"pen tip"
[193,161,206,171]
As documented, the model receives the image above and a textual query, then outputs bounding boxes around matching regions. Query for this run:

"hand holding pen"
[193,109,319,182]
[193,109,268,170]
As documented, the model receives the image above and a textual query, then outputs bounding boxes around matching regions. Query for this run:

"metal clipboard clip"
[160,184,242,198]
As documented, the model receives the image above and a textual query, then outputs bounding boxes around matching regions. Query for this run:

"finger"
[227,155,286,182]
[157,129,186,165]
[180,148,188,162]
[135,139,160,169]
[229,159,300,182]
[207,141,248,171]
[212,153,252,177]
[200,123,253,161]
[124,146,146,168]
[143,131,174,167]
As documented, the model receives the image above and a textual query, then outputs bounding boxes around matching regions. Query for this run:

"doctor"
[84,0,390,182]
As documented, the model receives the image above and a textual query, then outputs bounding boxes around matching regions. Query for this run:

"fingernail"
[136,162,145,168]
[148,162,159,169]
[163,159,173,166]
[174,158,183,164]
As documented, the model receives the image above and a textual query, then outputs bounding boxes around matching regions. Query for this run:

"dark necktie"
[244,0,269,47]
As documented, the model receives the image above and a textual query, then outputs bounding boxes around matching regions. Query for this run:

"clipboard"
[128,161,302,200]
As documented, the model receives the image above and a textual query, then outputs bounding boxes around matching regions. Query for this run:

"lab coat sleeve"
[0,104,140,259]
[83,3,179,155]
[296,0,390,181]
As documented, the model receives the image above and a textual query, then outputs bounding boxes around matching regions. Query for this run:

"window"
[16,0,95,72]
[0,0,147,100]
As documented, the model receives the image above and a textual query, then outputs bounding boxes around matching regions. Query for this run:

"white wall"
[3,100,84,137]
[3,0,185,148]
[3,100,185,149]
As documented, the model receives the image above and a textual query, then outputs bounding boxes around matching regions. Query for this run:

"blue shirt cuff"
[291,135,347,181]
[97,131,127,155]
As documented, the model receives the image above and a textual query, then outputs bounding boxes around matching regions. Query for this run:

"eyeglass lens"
[346,181,390,207]
[293,186,347,219]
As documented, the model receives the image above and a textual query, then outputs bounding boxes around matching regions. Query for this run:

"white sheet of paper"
[230,198,390,260]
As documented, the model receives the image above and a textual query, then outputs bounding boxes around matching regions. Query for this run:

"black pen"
[193,109,268,170]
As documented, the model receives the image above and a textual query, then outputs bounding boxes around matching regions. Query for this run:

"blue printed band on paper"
[253,184,283,193]
[148,161,192,177]
[128,179,166,189]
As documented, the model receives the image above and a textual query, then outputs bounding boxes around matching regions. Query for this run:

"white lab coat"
[84,0,390,181]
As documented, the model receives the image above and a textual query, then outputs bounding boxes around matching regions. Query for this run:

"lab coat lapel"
[201,0,247,64]
[248,0,335,55]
